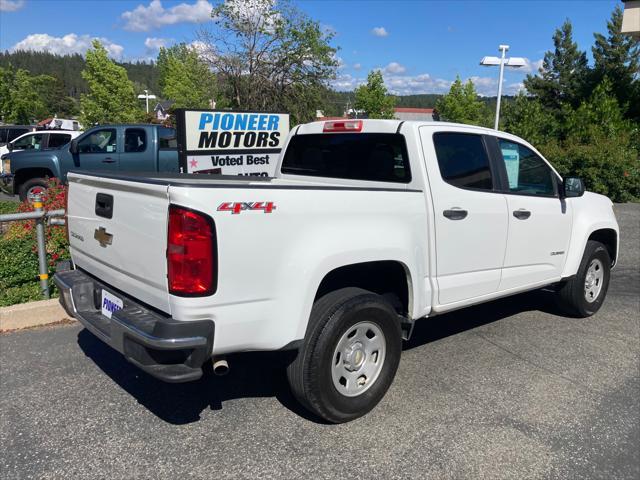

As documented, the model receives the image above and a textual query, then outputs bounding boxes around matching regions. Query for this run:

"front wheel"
[18,177,49,202]
[287,287,402,423]
[556,240,611,317]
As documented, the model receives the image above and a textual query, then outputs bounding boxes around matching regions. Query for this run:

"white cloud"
[11,33,125,59]
[371,27,388,37]
[332,69,526,97]
[144,37,171,53]
[0,0,24,12]
[121,0,213,32]
[384,62,406,75]
[520,57,543,74]
[353,63,362,70]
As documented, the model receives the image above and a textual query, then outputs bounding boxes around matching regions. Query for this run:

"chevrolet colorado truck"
[54,119,619,423]
[1,124,178,200]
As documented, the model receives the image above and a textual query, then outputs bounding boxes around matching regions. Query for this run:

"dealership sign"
[176,109,290,177]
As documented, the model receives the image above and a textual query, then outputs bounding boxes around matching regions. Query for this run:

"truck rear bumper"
[54,267,214,383]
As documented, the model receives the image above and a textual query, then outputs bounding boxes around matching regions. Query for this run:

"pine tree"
[524,20,589,110]
[80,41,143,125]
[592,5,640,120]
[354,70,396,119]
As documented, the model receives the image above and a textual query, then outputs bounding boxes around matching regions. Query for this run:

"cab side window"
[433,132,493,190]
[497,139,556,197]
[78,129,117,154]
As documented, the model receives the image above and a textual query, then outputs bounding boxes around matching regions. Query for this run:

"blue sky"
[0,0,622,96]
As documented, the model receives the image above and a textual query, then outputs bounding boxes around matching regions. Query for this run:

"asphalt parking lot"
[1,204,638,480]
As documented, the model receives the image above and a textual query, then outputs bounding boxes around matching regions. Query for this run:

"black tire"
[287,287,402,423]
[556,240,611,317]
[18,177,48,202]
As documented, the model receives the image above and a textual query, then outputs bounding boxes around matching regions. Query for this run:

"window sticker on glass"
[500,142,520,188]
[106,145,115,153]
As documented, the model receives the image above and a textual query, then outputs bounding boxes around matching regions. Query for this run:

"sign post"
[175,109,290,177]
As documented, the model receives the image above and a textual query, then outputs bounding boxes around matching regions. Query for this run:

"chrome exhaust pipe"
[212,357,229,376]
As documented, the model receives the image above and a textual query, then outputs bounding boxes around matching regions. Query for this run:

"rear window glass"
[281,133,410,183]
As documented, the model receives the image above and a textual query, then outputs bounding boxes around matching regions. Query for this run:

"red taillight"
[323,120,363,133]
[167,205,216,296]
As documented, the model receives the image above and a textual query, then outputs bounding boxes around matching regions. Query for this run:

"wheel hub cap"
[331,321,386,397]
[343,342,366,371]
[584,259,604,303]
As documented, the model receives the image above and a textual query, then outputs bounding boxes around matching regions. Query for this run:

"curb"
[0,298,75,331]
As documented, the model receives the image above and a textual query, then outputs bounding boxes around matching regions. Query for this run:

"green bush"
[0,200,19,215]
[0,180,69,306]
[0,236,44,306]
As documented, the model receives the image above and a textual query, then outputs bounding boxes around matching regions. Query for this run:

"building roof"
[394,107,434,113]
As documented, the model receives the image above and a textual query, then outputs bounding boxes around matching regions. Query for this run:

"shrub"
[0,179,69,306]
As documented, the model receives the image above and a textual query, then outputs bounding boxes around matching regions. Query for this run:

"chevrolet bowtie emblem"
[94,227,113,247]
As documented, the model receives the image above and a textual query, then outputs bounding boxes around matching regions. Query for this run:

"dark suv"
[0,125,36,147]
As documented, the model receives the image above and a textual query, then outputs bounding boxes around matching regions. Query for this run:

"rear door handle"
[443,208,468,220]
[513,209,531,220]
[101,158,116,164]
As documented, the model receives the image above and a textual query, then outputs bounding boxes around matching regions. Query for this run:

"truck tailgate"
[67,173,171,313]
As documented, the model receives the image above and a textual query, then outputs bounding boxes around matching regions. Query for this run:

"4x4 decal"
[217,202,276,214]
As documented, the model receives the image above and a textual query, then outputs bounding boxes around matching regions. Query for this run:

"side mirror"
[69,138,78,154]
[563,176,585,198]
[7,142,13,152]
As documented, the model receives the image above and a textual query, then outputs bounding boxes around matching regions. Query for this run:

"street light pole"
[137,90,157,114]
[480,45,525,130]
[494,45,508,130]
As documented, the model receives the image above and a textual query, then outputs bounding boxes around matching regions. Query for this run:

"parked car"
[0,124,178,200]
[54,119,619,423]
[0,125,36,148]
[0,130,82,160]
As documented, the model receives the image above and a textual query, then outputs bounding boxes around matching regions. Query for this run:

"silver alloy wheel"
[331,321,386,397]
[584,258,604,303]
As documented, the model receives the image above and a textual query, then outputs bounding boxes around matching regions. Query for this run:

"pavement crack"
[472,331,604,396]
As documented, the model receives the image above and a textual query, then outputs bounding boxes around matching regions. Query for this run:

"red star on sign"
[189,158,198,169]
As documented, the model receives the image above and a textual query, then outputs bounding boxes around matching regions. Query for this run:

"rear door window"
[281,133,411,183]
[158,127,177,149]
[12,133,45,150]
[433,132,493,190]
[124,128,147,153]
[46,134,72,149]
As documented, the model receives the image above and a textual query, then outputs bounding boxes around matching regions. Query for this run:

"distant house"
[394,107,437,121]
[154,101,174,121]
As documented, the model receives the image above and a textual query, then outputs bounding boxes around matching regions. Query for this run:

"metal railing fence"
[0,196,65,299]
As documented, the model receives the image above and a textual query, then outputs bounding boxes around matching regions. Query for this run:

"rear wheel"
[18,177,49,202]
[556,240,611,317]
[287,287,402,423]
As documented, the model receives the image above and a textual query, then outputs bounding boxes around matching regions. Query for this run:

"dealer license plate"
[101,290,123,319]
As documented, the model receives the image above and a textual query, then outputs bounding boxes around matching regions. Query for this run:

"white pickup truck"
[55,119,619,423]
